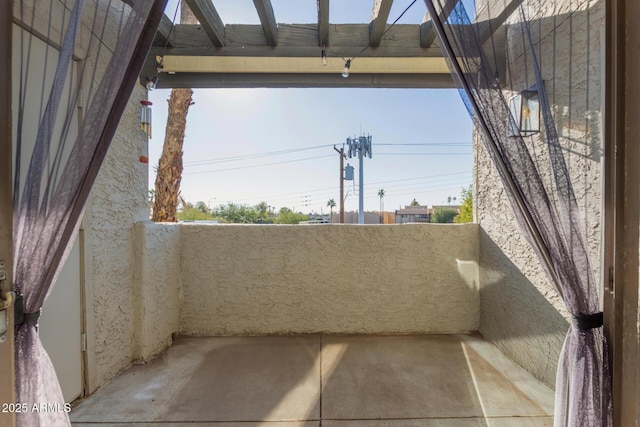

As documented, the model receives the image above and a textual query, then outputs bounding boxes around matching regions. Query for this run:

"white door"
[40,238,83,402]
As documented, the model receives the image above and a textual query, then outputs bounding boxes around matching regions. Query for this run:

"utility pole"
[333,145,345,223]
[347,135,372,224]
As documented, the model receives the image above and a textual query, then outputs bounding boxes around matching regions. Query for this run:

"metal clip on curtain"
[571,312,603,330]
[14,294,41,326]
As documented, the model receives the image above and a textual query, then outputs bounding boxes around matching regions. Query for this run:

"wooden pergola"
[138,0,516,89]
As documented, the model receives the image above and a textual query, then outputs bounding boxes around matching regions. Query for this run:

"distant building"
[395,205,432,224]
[330,211,382,224]
[395,205,462,224]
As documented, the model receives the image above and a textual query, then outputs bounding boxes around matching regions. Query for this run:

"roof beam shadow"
[184,0,225,47]
[478,0,522,44]
[253,0,278,46]
[369,0,394,47]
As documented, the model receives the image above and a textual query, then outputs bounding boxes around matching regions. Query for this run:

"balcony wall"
[84,218,572,394]
[178,223,480,335]
[131,223,480,367]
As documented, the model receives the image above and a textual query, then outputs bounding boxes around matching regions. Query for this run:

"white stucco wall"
[84,221,478,390]
[132,222,182,362]
[179,223,480,335]
[82,79,151,392]
[476,0,605,387]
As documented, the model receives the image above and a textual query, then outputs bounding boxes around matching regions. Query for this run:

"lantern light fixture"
[508,84,541,137]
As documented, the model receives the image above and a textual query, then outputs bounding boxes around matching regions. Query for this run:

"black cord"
[328,0,419,66]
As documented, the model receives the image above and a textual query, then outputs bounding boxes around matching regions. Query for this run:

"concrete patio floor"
[71,334,554,426]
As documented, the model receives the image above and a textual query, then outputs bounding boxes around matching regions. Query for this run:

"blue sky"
[148,1,474,214]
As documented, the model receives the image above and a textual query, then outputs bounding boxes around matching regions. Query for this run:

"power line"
[376,143,470,146]
[376,152,472,155]
[182,142,472,167]
[226,172,472,204]
[183,144,334,166]
[183,154,334,175]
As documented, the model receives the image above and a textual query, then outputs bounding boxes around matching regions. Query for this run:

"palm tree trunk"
[151,3,196,222]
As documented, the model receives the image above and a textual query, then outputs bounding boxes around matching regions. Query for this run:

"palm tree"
[152,3,196,222]
[327,199,336,222]
[377,189,385,224]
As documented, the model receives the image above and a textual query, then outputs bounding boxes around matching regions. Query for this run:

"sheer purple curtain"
[422,1,611,426]
[12,0,166,425]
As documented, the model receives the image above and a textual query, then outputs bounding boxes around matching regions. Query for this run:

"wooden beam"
[153,72,454,89]
[154,13,175,47]
[420,0,459,47]
[369,0,393,47]
[184,0,225,47]
[150,24,440,57]
[317,0,329,46]
[161,55,450,74]
[253,0,278,46]
[0,0,15,425]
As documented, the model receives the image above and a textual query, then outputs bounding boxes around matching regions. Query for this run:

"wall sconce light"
[508,84,541,137]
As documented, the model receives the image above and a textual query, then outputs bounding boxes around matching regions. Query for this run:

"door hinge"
[81,332,87,352]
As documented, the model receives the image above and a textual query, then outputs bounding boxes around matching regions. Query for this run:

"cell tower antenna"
[346,134,373,224]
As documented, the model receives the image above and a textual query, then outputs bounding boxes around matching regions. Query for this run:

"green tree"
[255,201,270,223]
[275,207,309,224]
[453,185,473,223]
[327,199,336,219]
[175,200,216,221]
[410,198,420,206]
[431,207,458,223]
[214,202,258,223]
[195,201,209,215]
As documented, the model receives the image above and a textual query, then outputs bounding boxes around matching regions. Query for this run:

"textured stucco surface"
[476,0,604,387]
[179,223,480,335]
[132,222,182,362]
[82,81,151,392]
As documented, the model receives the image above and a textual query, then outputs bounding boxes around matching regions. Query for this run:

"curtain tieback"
[571,312,603,330]
[14,294,41,326]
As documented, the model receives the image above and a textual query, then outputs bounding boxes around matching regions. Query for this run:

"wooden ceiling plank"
[420,0,459,47]
[253,0,278,46]
[155,13,175,47]
[317,0,329,46]
[184,0,225,47]
[369,0,393,47]
[150,24,443,58]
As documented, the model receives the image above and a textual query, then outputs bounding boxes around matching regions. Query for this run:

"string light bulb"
[342,59,352,78]
[321,45,327,66]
